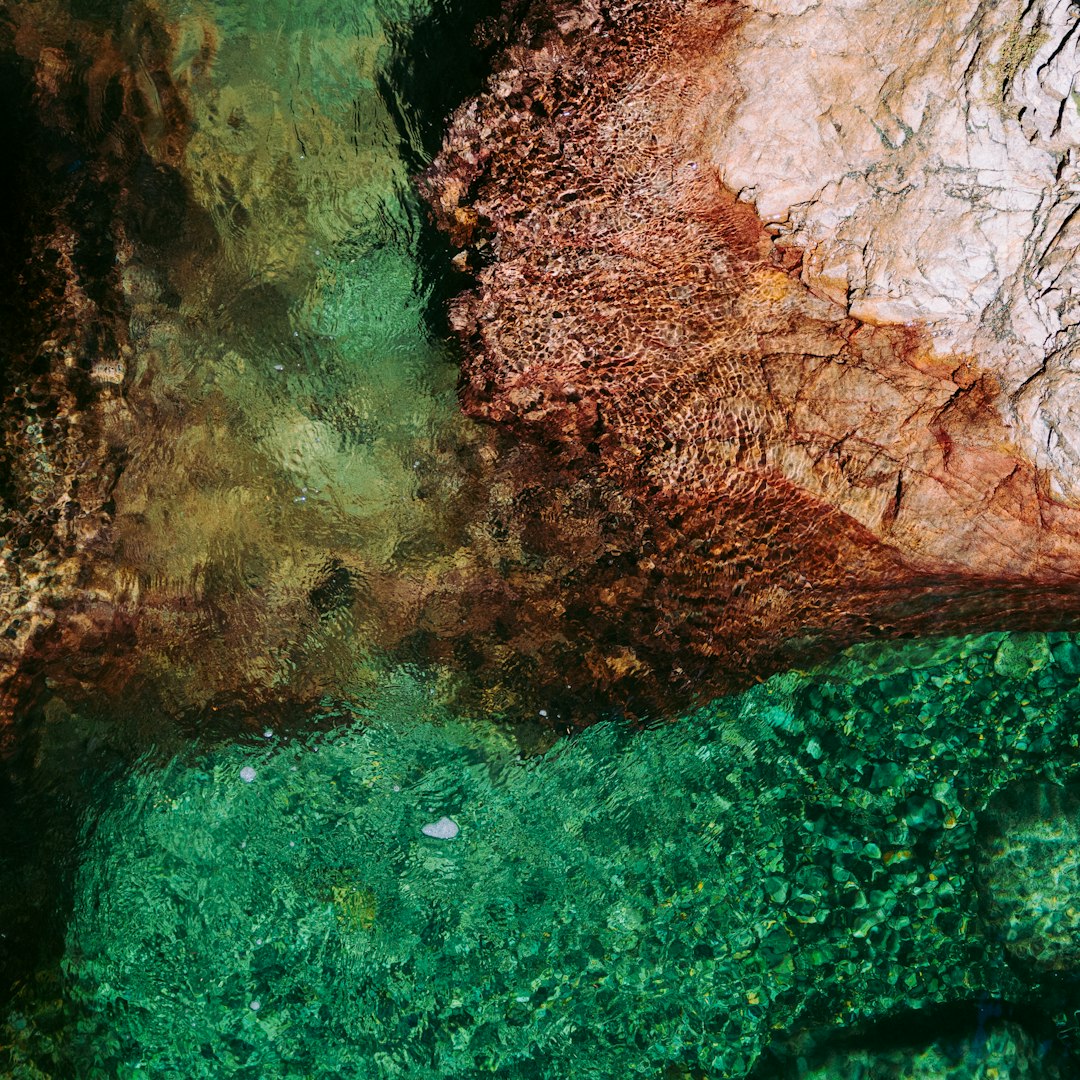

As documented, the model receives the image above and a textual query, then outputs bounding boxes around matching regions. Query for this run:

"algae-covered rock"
[977,779,1080,973]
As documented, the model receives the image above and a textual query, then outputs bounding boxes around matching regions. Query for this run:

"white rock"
[421,816,459,840]
[696,0,1080,495]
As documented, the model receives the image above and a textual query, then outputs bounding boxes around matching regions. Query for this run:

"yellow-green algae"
[5,630,1080,1077]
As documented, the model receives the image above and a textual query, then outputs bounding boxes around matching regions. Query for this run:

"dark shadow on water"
[748,999,1080,1078]
[379,0,520,330]
[0,697,130,1015]
[380,0,518,172]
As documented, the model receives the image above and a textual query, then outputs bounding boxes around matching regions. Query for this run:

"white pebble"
[421,816,459,840]
[249,1000,261,1012]
[240,766,257,783]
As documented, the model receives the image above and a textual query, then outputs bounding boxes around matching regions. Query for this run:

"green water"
[4,0,1080,1076]
[7,632,1080,1076]
[88,0,492,717]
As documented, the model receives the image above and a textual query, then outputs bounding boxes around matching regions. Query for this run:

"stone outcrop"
[709,0,1080,497]
[418,0,1080,715]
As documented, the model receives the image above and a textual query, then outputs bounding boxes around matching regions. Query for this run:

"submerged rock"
[0,0,212,727]
[976,779,1080,973]
[8,633,1080,1077]
[0,0,503,728]
[421,815,460,839]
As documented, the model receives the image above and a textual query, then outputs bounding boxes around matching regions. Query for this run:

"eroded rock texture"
[0,0,218,734]
[419,0,1080,715]
[710,0,1080,496]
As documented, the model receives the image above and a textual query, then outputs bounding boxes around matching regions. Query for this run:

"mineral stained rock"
[708,0,1080,494]
[420,0,1080,713]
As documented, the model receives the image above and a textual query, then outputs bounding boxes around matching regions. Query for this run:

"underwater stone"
[421,816,459,839]
[976,779,1080,973]
[0,0,207,724]
[15,636,1080,1077]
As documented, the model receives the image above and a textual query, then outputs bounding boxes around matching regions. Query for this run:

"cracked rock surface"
[708,0,1080,497]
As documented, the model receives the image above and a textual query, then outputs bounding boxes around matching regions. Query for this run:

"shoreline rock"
[417,0,1080,712]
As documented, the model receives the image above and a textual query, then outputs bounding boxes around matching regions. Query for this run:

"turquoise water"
[4,0,1080,1076]
[7,631,1080,1076]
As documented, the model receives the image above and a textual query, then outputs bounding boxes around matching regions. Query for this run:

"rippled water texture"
[1,0,506,729]
[8,632,1080,1077]
[3,0,1080,1076]
[96,0,484,710]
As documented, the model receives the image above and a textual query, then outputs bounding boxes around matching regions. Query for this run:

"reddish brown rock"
[417,0,1080,718]
[0,0,217,733]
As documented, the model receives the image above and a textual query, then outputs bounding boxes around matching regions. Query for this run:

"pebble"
[421,816,459,840]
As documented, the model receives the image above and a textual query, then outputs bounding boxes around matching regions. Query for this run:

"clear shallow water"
[80,0,493,716]
[3,0,1080,1076]
[8,632,1080,1076]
